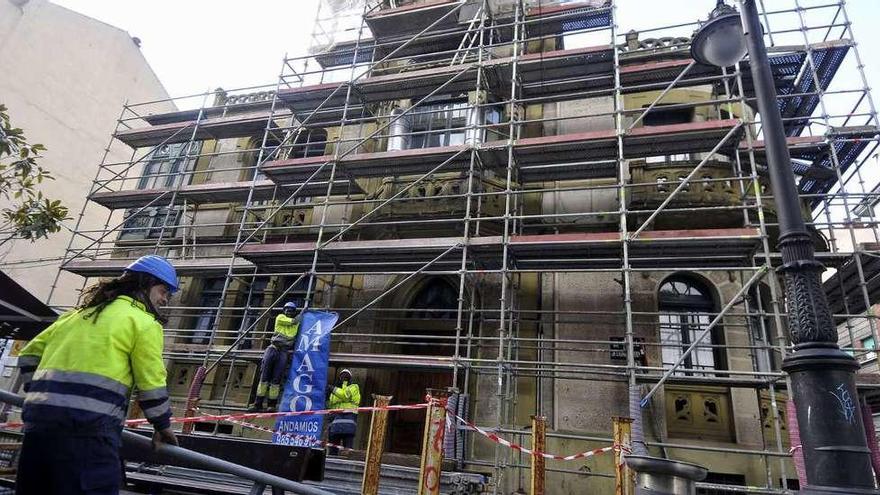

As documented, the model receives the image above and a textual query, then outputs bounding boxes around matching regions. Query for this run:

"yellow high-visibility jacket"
[17,295,172,434]
[328,381,361,411]
[270,313,301,349]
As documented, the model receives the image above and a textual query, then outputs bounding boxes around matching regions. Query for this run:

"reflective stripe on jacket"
[18,296,172,433]
[270,313,301,349]
[328,381,360,411]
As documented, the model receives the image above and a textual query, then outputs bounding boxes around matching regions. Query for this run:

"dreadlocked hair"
[79,271,168,324]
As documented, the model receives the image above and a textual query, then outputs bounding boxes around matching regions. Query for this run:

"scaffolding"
[48,0,880,492]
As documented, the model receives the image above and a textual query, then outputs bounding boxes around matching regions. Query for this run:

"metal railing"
[0,390,334,495]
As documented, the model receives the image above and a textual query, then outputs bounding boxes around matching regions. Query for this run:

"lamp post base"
[782,343,878,493]
[623,455,707,495]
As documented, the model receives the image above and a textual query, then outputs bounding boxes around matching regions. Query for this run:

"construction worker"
[326,369,360,455]
[15,255,178,495]
[249,301,301,412]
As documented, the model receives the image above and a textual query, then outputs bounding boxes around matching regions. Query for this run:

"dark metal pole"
[739,1,877,492]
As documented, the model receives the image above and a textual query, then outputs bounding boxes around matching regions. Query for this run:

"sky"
[51,0,880,102]
[52,0,323,99]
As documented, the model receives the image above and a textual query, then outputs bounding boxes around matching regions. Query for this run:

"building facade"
[53,1,880,493]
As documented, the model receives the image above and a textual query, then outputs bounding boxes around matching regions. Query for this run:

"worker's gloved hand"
[152,427,179,451]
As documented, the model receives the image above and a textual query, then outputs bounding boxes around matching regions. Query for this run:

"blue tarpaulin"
[273,310,338,446]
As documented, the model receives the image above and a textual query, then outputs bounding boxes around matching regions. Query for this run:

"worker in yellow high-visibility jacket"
[327,368,360,455]
[249,301,301,412]
[15,255,178,495]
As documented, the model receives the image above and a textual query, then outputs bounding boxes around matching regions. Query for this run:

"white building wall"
[0,0,174,307]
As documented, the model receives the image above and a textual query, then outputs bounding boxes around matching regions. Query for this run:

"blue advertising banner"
[273,310,338,446]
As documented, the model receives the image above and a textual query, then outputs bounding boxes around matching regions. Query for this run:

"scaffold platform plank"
[125,40,845,149]
[364,0,462,42]
[89,179,364,210]
[289,40,848,119]
[493,45,615,98]
[137,100,274,126]
[169,346,457,370]
[262,145,472,184]
[497,228,760,269]
[273,82,368,124]
[239,236,465,272]
[505,119,740,181]
[62,257,254,278]
[776,40,852,136]
[261,120,740,184]
[316,2,612,68]
[114,113,280,148]
[238,228,759,272]
[354,63,481,102]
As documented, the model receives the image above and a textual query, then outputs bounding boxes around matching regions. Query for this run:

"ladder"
[450,6,484,66]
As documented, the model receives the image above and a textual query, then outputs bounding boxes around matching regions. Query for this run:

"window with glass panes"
[120,142,198,239]
[409,101,469,148]
[120,206,180,239]
[191,278,226,344]
[658,276,724,375]
[862,336,876,362]
[138,142,199,189]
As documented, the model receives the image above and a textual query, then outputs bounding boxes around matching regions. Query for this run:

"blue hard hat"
[125,255,179,293]
[283,302,298,310]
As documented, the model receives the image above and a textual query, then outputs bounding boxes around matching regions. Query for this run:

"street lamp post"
[692,1,878,493]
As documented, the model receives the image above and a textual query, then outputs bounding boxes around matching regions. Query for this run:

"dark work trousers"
[327,432,355,455]
[259,345,289,390]
[328,412,357,455]
[16,431,121,495]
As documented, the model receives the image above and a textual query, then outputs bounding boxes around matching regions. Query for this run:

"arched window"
[407,278,458,321]
[242,135,282,182]
[658,275,725,375]
[397,278,459,357]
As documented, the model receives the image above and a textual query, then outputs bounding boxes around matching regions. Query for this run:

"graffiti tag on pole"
[829,383,856,425]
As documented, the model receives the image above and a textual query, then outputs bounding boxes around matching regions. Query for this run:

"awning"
[0,271,59,340]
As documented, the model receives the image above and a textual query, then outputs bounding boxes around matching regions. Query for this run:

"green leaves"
[0,103,70,242]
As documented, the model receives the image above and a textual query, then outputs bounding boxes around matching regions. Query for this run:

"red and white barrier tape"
[453,413,622,461]
[1,396,684,463]
[0,401,430,430]
[129,402,431,427]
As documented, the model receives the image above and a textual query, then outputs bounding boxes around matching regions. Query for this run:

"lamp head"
[690,1,748,68]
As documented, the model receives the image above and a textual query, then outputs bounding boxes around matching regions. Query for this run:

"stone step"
[123,457,487,494]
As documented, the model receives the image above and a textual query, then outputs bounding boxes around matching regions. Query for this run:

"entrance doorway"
[387,371,451,454]
[386,277,459,454]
